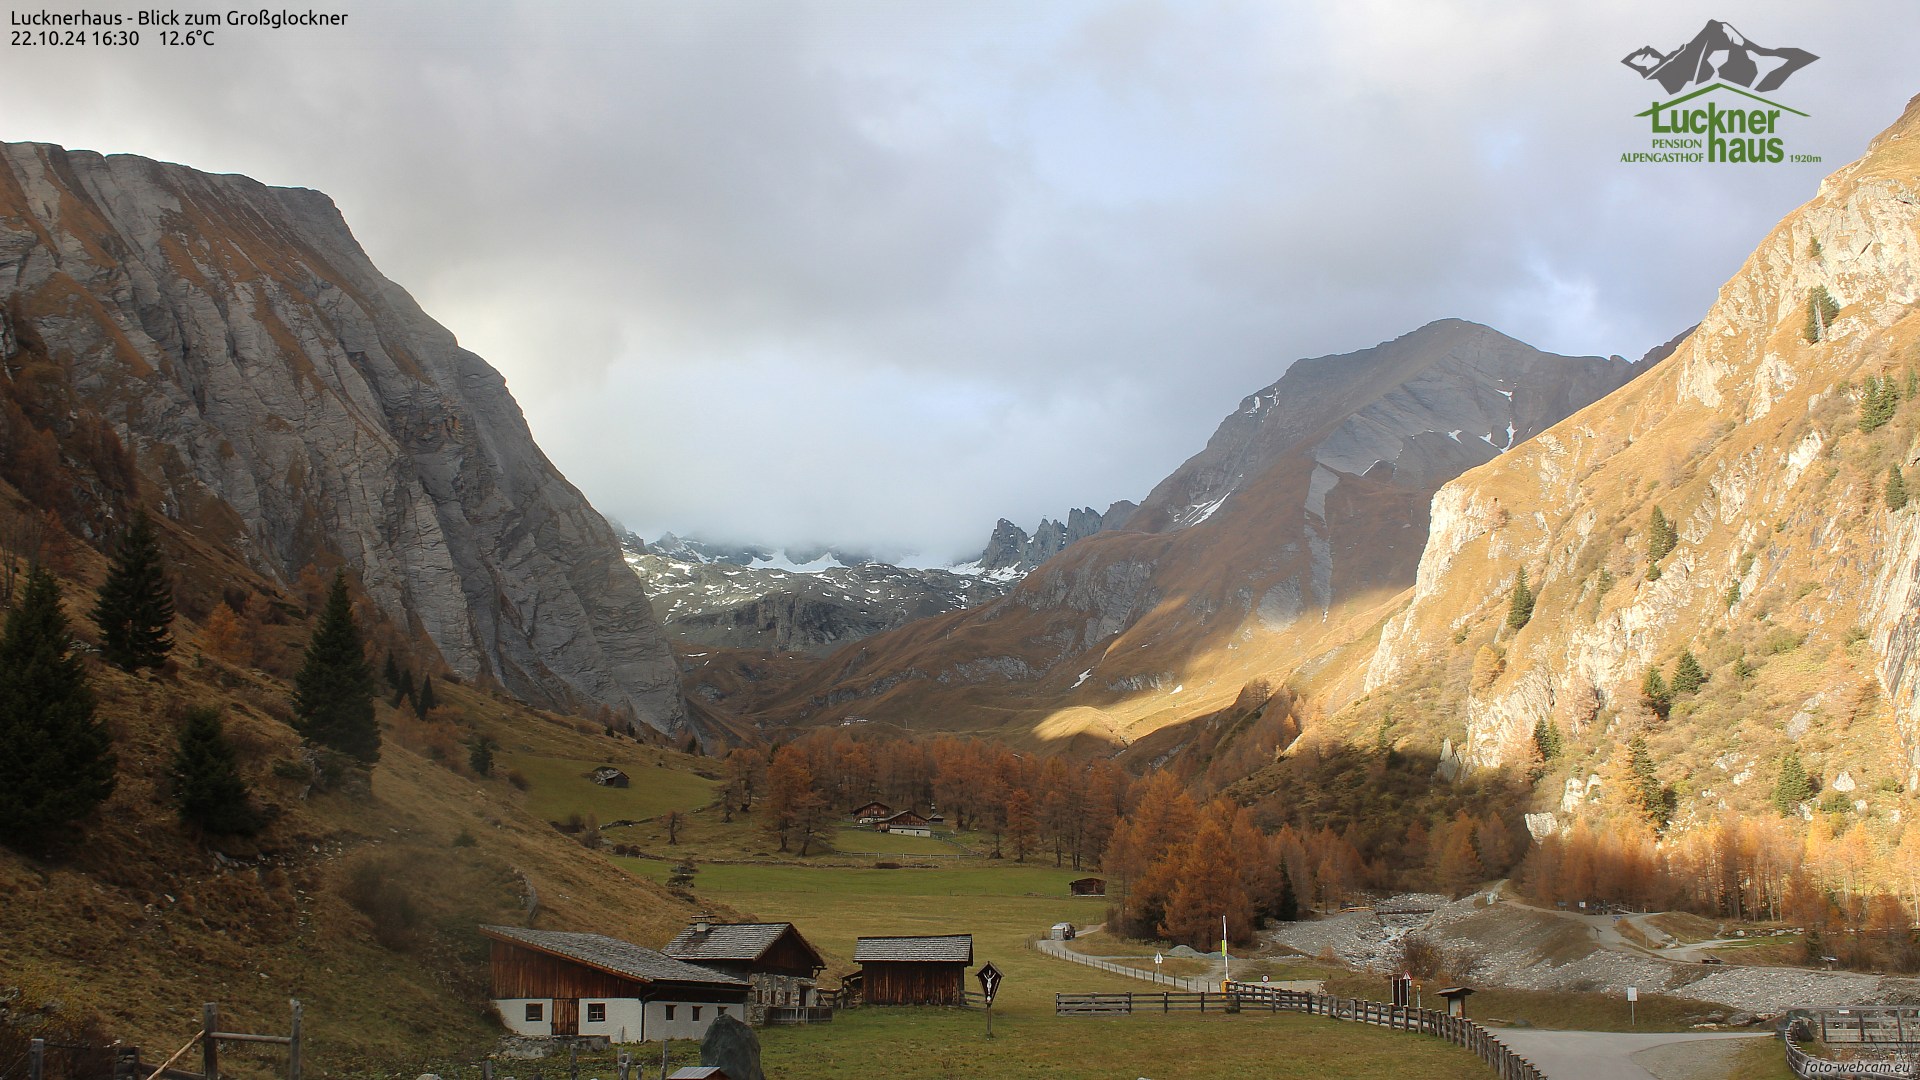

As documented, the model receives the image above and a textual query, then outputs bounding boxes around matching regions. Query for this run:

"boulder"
[699,1014,763,1080]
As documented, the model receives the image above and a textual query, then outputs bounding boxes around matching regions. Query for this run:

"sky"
[3,1,1915,561]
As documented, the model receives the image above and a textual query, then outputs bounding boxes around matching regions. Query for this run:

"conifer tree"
[1647,507,1677,563]
[172,706,258,835]
[1887,465,1909,512]
[0,569,116,851]
[468,735,496,777]
[1506,567,1535,631]
[1627,736,1669,829]
[382,654,401,691]
[1859,373,1897,432]
[1670,650,1706,696]
[391,666,414,709]
[91,510,175,672]
[1805,285,1841,343]
[292,571,379,763]
[1531,717,1564,762]
[1773,751,1813,815]
[1006,788,1039,863]
[1641,667,1672,719]
[1276,862,1300,922]
[415,674,436,719]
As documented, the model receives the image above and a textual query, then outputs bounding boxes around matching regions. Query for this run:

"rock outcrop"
[1354,93,1920,825]
[0,142,690,735]
[974,502,1136,576]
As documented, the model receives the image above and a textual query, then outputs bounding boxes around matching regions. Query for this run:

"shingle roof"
[479,925,746,986]
[664,922,805,963]
[853,934,973,963]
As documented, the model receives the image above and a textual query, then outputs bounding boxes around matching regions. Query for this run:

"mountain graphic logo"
[1621,19,1817,95]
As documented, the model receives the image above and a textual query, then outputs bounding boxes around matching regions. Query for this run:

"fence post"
[29,1038,43,1080]
[288,999,302,1080]
[203,1004,220,1080]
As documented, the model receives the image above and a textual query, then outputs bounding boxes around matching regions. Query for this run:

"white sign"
[1626,987,1638,1001]
[1154,953,1163,966]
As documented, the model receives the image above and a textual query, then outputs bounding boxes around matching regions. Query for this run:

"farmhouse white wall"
[576,999,647,1043]
[643,1000,738,1041]
[494,999,552,1037]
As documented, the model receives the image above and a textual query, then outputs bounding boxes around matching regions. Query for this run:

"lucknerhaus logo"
[1618,19,1821,165]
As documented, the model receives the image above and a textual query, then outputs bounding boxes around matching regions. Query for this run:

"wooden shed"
[850,801,892,823]
[480,925,748,1042]
[663,919,827,1015]
[853,934,972,1005]
[1068,877,1106,896]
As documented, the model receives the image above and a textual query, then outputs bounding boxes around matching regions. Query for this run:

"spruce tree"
[172,706,258,835]
[468,735,496,777]
[1506,567,1535,631]
[1805,285,1841,343]
[382,654,401,691]
[1773,751,1813,815]
[292,571,379,764]
[414,675,436,719]
[0,569,116,851]
[1670,650,1706,696]
[1887,465,1909,512]
[1627,736,1669,829]
[1276,862,1300,922]
[1531,717,1564,762]
[91,510,175,672]
[1647,507,1677,563]
[1859,373,1896,432]
[391,666,414,709]
[1640,667,1671,718]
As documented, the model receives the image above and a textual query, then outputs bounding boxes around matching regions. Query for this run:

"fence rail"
[762,1006,833,1026]
[1051,984,1547,1080]
[1029,938,1210,991]
[1783,1016,1920,1079]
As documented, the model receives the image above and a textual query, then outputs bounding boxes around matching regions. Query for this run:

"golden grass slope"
[1344,92,1920,819]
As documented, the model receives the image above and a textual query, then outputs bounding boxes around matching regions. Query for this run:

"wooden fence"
[1053,983,1547,1080]
[1029,938,1210,992]
[107,1001,303,1080]
[1783,1015,1920,1079]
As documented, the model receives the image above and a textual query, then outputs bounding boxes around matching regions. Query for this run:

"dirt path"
[1494,1029,1770,1080]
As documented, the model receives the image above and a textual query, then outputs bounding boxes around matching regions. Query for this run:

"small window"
[692,1007,703,1022]
[586,1003,606,1023]
[524,1003,544,1023]
[664,1005,676,1021]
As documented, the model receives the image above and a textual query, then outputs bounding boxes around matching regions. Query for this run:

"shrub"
[342,859,419,950]
[505,768,530,791]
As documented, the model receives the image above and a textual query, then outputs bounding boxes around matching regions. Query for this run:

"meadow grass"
[609,857,1493,1078]
[499,752,718,823]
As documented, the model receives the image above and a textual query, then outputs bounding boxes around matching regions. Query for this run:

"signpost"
[976,961,1003,1038]
[1627,985,1638,1027]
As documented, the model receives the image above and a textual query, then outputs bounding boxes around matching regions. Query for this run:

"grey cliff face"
[0,142,689,736]
[975,502,1131,574]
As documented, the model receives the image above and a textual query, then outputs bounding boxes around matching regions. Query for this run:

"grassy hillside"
[0,488,720,1074]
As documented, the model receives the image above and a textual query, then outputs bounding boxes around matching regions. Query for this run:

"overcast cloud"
[3,0,1914,560]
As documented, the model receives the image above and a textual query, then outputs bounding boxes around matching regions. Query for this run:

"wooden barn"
[481,925,748,1043]
[878,810,932,837]
[850,801,892,824]
[663,918,828,1018]
[853,934,972,1005]
[1069,877,1106,896]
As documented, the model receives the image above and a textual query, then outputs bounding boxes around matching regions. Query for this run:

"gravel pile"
[1263,892,1909,1013]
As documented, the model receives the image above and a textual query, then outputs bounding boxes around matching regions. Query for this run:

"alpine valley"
[6,84,1920,1080]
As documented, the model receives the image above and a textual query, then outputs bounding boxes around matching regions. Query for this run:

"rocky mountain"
[1339,93,1920,832]
[0,142,691,736]
[623,536,1009,656]
[715,319,1654,745]
[972,502,1137,576]
[1620,19,1819,95]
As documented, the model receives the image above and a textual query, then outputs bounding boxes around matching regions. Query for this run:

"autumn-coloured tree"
[762,746,814,853]
[199,602,249,664]
[1006,788,1038,863]
[1160,814,1255,949]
